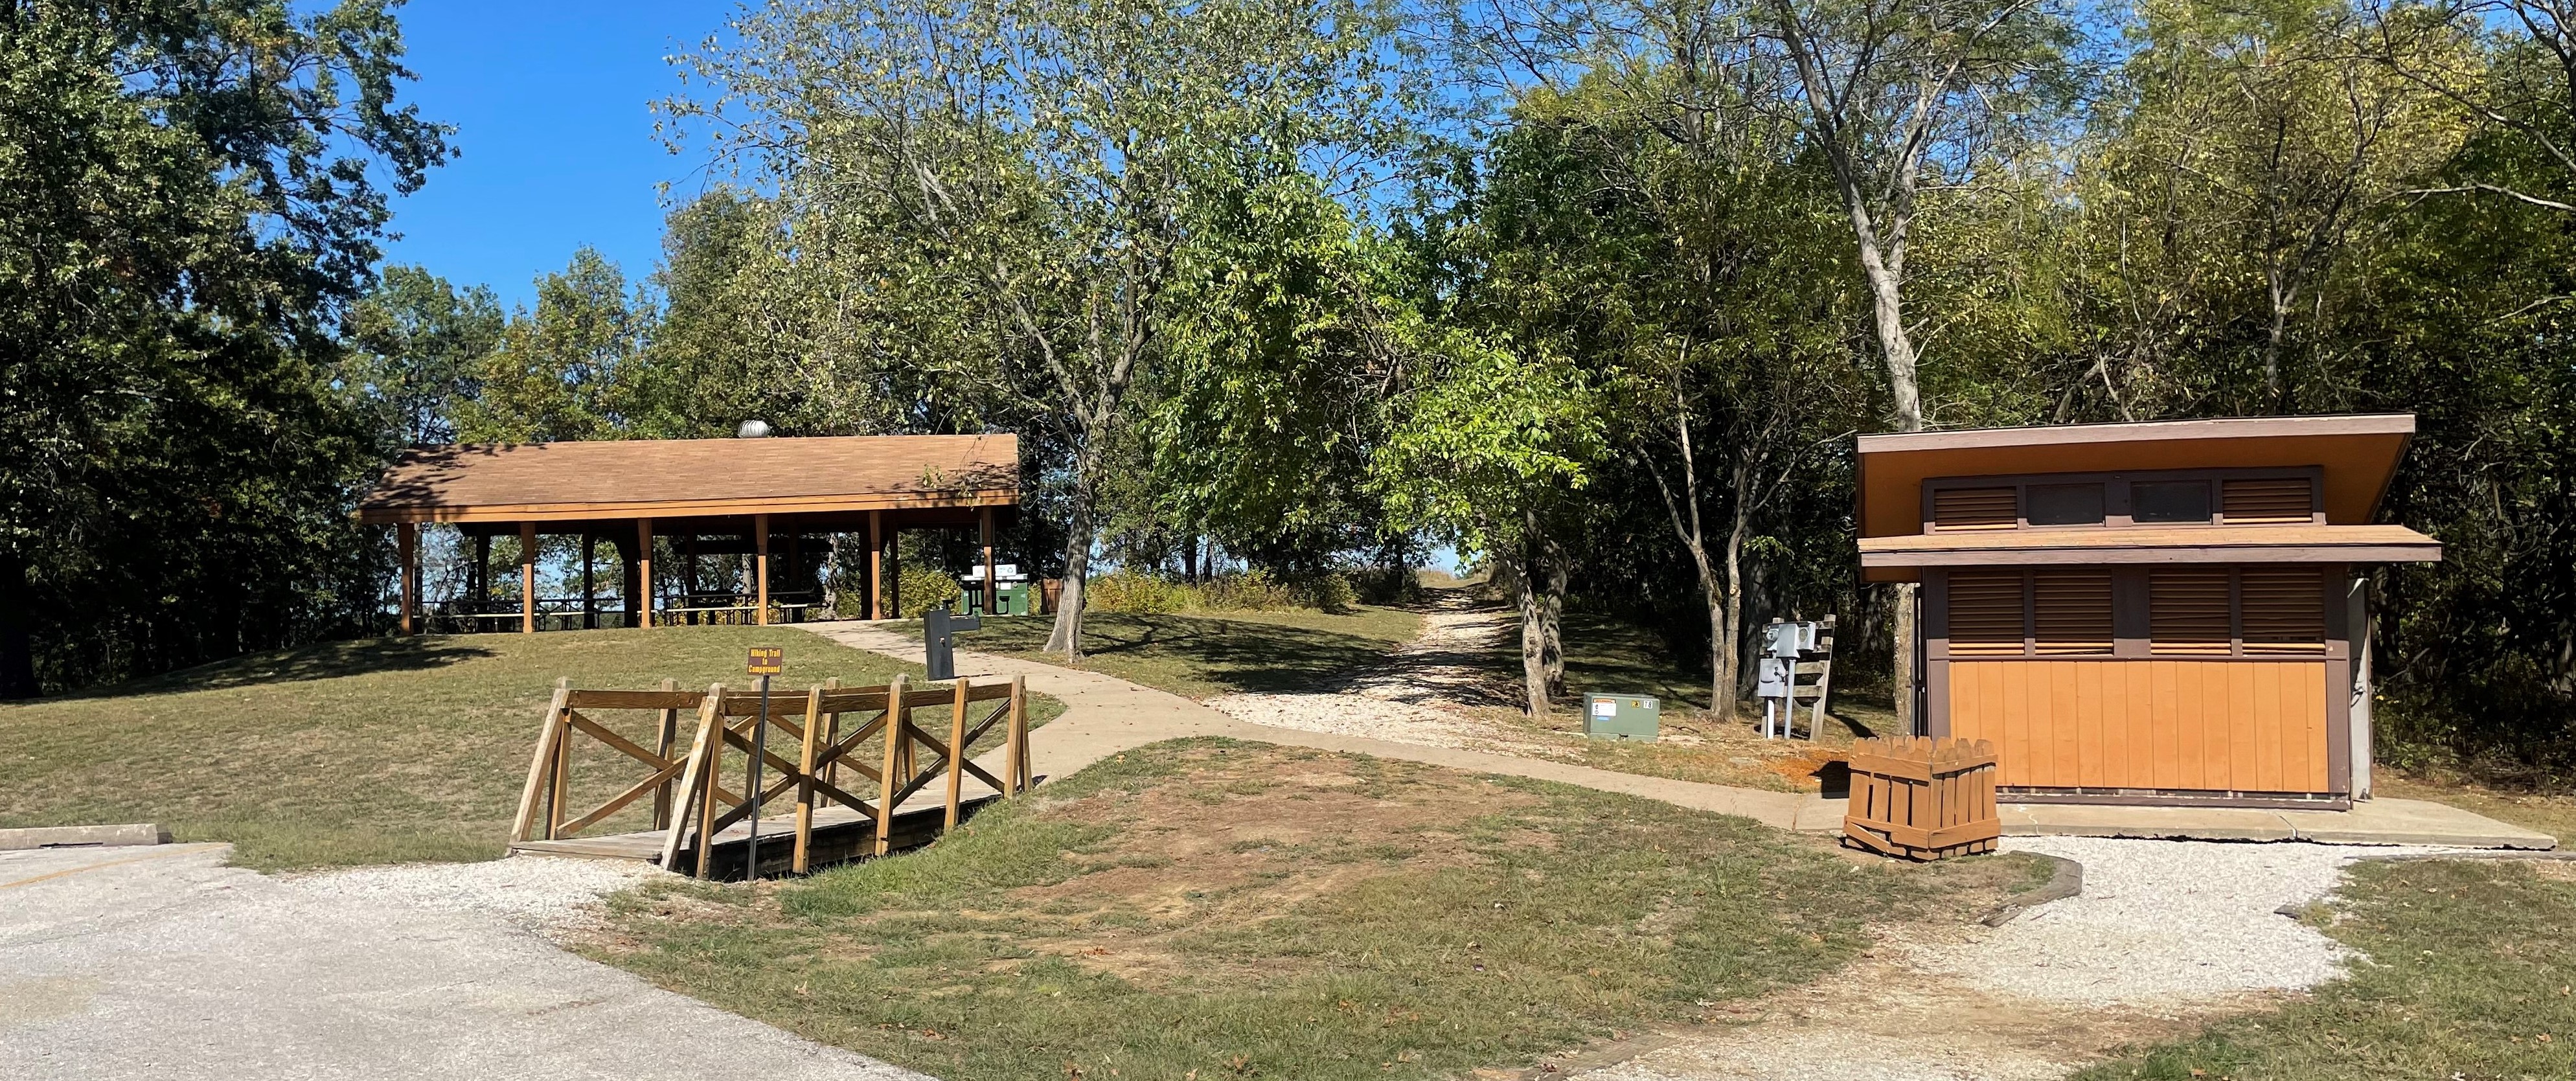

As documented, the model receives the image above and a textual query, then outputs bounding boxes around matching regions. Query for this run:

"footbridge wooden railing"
[510,673,1031,878]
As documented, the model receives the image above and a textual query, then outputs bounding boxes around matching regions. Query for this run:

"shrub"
[1086,569,1191,613]
[1294,571,1358,613]
[1195,569,1301,611]
[1082,568,1352,614]
[1348,565,1420,606]
[898,565,963,618]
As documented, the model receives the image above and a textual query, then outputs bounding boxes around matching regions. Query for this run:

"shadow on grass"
[1067,613,1400,694]
[51,636,498,701]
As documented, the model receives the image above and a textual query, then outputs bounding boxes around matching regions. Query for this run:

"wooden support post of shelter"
[868,510,884,620]
[636,518,655,628]
[396,521,418,635]
[519,521,538,634]
[980,506,996,615]
[755,512,771,626]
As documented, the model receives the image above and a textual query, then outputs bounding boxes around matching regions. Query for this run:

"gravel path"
[1911,836,2444,1006]
[1205,597,1550,753]
[285,853,668,940]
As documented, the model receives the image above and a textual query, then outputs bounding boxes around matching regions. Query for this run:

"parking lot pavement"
[0,844,931,1081]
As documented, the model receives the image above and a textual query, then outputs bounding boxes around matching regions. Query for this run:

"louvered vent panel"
[2033,569,2114,655]
[1947,571,2026,656]
[2242,566,2326,655]
[1932,487,2019,531]
[2223,477,2314,524]
[2150,569,2233,655]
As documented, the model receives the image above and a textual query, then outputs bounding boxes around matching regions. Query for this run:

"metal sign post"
[744,647,784,879]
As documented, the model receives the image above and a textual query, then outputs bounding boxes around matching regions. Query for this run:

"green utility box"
[1584,694,1659,741]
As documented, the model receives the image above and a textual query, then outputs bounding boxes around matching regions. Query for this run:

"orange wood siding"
[1948,659,2331,793]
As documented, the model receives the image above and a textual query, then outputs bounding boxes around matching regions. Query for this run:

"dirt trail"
[1203,591,1550,753]
[1536,942,2236,1081]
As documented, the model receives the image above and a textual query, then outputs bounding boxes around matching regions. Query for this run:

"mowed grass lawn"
[0,627,1058,870]
[591,738,2047,1081]
[929,606,1423,698]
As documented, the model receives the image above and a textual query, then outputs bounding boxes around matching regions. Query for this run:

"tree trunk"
[1701,580,1725,713]
[2264,266,2292,412]
[1541,534,1567,700]
[1512,550,1549,718]
[1043,434,1107,658]
[0,549,40,699]
[1718,497,1751,718]
[1859,262,1924,432]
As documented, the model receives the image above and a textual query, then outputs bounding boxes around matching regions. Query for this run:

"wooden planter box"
[1843,736,2001,860]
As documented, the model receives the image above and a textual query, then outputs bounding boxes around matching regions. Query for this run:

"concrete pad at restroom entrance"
[2001,796,2555,848]
[2285,797,2558,848]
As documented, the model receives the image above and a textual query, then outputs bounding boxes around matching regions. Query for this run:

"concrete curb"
[0,823,169,850]
[1978,852,2084,926]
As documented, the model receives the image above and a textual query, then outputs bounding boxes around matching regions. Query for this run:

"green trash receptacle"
[996,582,1031,615]
[1584,694,1659,740]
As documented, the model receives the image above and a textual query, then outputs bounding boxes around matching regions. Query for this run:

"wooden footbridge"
[507,673,1033,880]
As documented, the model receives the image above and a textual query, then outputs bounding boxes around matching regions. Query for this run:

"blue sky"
[378,1,736,310]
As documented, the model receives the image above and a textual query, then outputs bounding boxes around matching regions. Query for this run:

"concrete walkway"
[800,621,1846,832]
[2004,797,2555,848]
[805,620,2555,850]
[0,843,928,1081]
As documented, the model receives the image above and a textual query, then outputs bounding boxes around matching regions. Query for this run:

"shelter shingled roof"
[357,434,1019,525]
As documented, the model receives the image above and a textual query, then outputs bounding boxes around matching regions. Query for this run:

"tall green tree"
[668,0,1411,655]
[2079,0,2469,415]
[1447,45,1872,712]
[1762,0,2076,730]
[455,247,648,444]
[1374,325,1604,714]
[1141,170,1401,578]
[0,0,448,696]
[345,265,505,446]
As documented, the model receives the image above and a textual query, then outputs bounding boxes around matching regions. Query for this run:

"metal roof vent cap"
[736,420,773,438]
